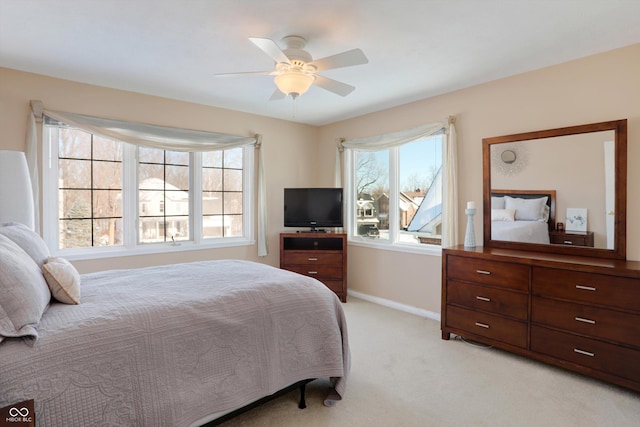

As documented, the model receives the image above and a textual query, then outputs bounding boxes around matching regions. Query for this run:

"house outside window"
[346,133,444,247]
[43,119,254,257]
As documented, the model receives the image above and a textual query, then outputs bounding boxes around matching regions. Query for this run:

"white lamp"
[0,150,35,230]
[274,69,315,99]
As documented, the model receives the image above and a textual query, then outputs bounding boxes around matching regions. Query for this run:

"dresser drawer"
[447,280,528,320]
[531,296,640,347]
[446,305,527,348]
[531,326,640,383]
[282,251,343,265]
[532,267,640,311]
[282,264,343,280]
[447,256,529,291]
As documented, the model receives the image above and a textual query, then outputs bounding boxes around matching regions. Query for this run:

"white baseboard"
[347,290,441,322]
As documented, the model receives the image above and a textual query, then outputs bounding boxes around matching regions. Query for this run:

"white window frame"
[42,126,255,260]
[344,140,443,256]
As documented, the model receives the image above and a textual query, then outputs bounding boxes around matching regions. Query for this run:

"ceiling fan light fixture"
[274,70,315,98]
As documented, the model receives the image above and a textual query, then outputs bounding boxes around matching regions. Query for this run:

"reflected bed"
[490,190,556,244]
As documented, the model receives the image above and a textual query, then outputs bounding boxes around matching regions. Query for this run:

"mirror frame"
[482,119,627,260]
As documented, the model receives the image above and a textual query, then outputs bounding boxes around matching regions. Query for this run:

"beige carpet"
[219,297,640,426]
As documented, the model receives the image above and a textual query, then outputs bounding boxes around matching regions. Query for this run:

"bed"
[0,222,349,427]
[490,190,556,244]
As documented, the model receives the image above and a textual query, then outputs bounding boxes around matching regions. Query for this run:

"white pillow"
[504,196,548,221]
[0,234,51,344]
[0,222,51,267]
[42,257,81,305]
[491,196,505,209]
[492,208,516,222]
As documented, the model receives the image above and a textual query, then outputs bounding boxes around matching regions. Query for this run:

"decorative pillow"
[504,196,548,221]
[491,196,505,209]
[42,257,81,305]
[492,208,516,222]
[0,234,51,344]
[0,222,51,268]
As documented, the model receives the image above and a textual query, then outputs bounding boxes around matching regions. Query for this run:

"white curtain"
[32,103,268,256]
[442,117,458,247]
[337,119,458,246]
[25,109,40,233]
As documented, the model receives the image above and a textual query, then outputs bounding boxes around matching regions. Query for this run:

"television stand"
[280,232,347,302]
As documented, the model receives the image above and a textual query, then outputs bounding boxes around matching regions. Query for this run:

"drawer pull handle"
[474,322,490,329]
[563,240,573,244]
[307,258,319,261]
[575,285,597,291]
[476,270,491,275]
[308,271,318,275]
[574,348,595,357]
[575,316,596,325]
[476,296,491,302]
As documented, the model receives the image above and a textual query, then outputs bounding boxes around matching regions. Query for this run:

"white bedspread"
[0,260,349,427]
[491,220,550,244]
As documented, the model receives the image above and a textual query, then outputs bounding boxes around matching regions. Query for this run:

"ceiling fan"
[214,35,368,100]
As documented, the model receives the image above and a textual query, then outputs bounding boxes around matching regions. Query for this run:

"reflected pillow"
[0,234,51,344]
[491,196,505,209]
[42,257,81,305]
[492,208,516,222]
[504,196,548,221]
[0,222,50,267]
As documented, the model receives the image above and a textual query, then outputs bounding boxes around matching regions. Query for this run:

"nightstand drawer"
[447,255,529,291]
[550,231,594,247]
[532,267,640,311]
[531,296,640,347]
[446,305,527,348]
[531,326,640,383]
[282,251,343,265]
[448,280,528,320]
[282,264,343,280]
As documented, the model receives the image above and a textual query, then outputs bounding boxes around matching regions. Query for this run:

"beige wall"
[2,43,639,315]
[320,43,640,314]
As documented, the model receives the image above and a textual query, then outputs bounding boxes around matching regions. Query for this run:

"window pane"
[203,191,222,215]
[355,151,389,239]
[139,147,164,163]
[59,219,92,248]
[202,168,222,191]
[55,127,123,249]
[166,165,189,190]
[165,151,189,166]
[139,163,165,188]
[224,147,243,168]
[398,135,443,245]
[93,161,122,189]
[59,159,91,189]
[224,192,243,215]
[93,218,122,246]
[202,148,244,239]
[93,136,122,161]
[224,169,242,191]
[59,128,91,158]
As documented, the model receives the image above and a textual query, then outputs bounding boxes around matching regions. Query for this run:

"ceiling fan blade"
[269,88,286,101]
[249,37,291,65]
[213,70,276,77]
[313,75,356,97]
[310,48,368,72]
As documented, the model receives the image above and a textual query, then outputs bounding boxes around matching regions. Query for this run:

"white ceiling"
[2,0,640,126]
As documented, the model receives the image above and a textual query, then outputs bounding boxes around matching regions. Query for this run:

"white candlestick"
[464,208,476,248]
[467,201,476,210]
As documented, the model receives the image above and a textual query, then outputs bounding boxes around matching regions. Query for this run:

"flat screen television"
[284,188,343,231]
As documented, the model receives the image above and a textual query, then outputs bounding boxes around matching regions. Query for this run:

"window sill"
[53,238,255,262]
[348,237,443,256]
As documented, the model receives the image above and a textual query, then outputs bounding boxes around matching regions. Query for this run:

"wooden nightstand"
[550,230,594,247]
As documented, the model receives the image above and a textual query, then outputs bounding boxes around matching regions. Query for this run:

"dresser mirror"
[482,119,627,260]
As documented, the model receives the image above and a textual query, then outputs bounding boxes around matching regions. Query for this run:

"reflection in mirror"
[490,131,614,249]
[483,120,627,260]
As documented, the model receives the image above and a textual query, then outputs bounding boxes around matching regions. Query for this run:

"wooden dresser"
[280,232,347,302]
[441,245,640,392]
